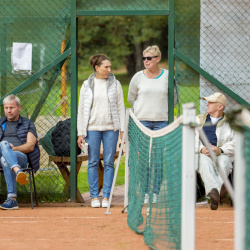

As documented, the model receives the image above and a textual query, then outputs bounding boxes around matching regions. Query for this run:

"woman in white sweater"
[128,45,176,203]
[77,54,125,208]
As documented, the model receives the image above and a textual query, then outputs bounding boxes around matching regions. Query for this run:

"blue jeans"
[140,121,168,194]
[0,141,28,198]
[85,130,119,199]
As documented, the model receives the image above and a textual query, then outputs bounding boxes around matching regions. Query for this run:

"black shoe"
[209,188,220,210]
[220,184,227,204]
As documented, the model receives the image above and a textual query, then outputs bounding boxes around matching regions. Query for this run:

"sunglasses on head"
[142,56,158,61]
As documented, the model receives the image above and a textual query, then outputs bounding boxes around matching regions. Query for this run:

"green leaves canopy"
[78,16,168,75]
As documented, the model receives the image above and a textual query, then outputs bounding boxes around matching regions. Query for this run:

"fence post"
[70,0,78,202]
[0,25,7,114]
[168,0,175,123]
[181,103,196,250]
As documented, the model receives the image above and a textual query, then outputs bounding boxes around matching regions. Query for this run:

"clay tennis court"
[0,202,234,250]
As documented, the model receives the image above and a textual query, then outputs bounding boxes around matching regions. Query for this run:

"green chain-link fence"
[174,0,250,116]
[77,0,169,12]
[1,0,249,204]
[0,0,74,202]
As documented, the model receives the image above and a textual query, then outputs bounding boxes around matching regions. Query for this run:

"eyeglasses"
[142,56,158,61]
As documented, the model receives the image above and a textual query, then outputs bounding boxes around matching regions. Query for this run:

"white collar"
[210,116,222,125]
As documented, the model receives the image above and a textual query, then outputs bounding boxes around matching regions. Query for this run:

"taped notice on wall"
[11,42,32,75]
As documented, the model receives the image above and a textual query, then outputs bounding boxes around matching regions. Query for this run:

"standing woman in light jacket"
[128,45,177,203]
[77,54,125,208]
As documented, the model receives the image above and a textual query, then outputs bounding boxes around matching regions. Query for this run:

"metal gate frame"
[69,1,172,201]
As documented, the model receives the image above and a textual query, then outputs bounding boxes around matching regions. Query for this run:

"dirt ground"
[0,205,234,250]
[196,206,234,250]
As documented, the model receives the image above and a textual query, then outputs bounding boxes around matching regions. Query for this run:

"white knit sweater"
[88,78,116,131]
[127,69,177,121]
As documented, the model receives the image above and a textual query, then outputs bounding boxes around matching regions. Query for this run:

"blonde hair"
[143,45,161,59]
[3,94,21,106]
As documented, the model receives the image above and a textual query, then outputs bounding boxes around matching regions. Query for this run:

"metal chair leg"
[28,170,34,209]
[31,169,38,206]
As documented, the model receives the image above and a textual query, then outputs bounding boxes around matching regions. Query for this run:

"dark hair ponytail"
[89,54,110,71]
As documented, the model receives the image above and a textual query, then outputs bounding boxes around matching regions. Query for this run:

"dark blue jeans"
[140,121,168,195]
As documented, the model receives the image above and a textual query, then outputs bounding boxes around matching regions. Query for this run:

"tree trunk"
[134,43,144,73]
[125,53,136,77]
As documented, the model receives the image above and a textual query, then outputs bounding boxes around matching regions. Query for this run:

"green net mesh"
[244,126,250,248]
[127,113,183,249]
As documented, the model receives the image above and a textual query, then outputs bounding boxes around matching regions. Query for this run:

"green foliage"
[115,73,131,109]
[78,16,168,74]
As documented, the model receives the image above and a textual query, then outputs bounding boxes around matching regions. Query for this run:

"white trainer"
[144,194,149,204]
[91,199,100,208]
[102,199,109,208]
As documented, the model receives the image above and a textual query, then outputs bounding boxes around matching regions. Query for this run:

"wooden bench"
[49,152,119,203]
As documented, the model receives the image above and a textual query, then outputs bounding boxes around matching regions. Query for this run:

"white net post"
[105,108,130,214]
[181,103,196,250]
[124,108,130,212]
[235,127,248,249]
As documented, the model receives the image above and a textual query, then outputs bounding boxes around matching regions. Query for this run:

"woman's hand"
[78,135,85,149]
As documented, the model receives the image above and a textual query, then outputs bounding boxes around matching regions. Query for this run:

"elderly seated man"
[195,92,235,210]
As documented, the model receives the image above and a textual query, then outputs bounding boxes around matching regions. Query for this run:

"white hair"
[3,95,21,106]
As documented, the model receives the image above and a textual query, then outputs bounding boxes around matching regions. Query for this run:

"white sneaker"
[144,194,149,204]
[153,193,157,204]
[102,199,109,208]
[91,199,100,208]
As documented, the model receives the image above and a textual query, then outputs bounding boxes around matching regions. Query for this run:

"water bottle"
[81,143,88,155]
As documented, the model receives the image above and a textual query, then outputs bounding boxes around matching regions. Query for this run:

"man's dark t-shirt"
[2,121,37,147]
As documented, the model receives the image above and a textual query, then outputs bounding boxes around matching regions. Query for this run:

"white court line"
[1,238,88,241]
[2,221,39,223]
[196,217,233,219]
[204,221,234,224]
[216,239,234,241]
[0,217,102,219]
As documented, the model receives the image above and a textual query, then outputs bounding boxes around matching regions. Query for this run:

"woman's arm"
[116,81,125,133]
[127,73,139,107]
[77,83,85,137]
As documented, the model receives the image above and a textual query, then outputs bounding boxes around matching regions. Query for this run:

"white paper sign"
[12,42,32,74]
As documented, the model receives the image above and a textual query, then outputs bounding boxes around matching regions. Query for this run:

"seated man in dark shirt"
[0,94,40,210]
